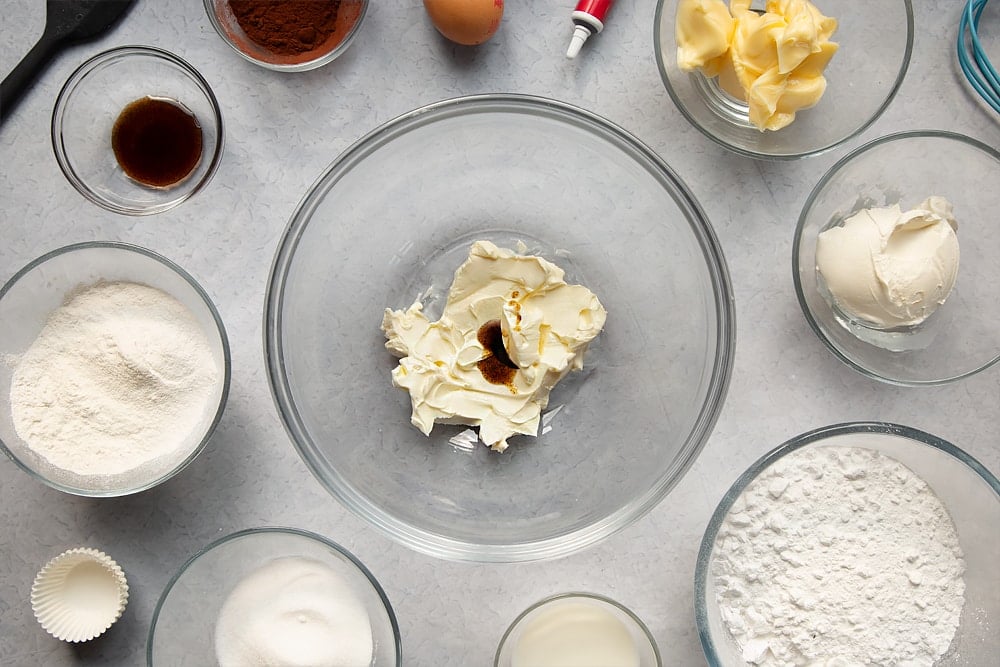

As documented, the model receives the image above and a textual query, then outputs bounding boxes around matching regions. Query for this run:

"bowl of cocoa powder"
[204,0,368,71]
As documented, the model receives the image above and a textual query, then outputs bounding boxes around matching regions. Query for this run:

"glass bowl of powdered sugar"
[148,526,401,666]
[0,242,230,496]
[695,422,1000,667]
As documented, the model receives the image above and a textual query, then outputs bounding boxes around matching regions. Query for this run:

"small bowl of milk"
[495,592,661,667]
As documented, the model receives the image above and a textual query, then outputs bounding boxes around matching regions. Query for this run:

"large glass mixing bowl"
[265,94,735,562]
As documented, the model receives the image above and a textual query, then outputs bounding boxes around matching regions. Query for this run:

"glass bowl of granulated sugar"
[148,527,401,666]
[0,242,230,497]
[695,422,999,667]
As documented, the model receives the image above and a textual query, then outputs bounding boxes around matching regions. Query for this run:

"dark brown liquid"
[476,319,518,387]
[112,96,203,188]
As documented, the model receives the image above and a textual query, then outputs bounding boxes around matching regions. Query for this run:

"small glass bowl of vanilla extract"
[52,46,224,216]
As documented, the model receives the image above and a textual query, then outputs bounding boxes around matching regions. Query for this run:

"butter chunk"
[675,0,838,131]
[676,0,735,76]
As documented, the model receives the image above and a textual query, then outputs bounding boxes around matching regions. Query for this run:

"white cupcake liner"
[31,547,129,642]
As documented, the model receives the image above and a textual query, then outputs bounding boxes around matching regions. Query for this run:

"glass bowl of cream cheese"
[147,526,401,666]
[264,94,736,562]
[695,422,1000,667]
[794,130,1000,385]
[654,0,913,159]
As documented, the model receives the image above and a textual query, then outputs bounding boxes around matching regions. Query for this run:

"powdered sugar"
[9,281,220,488]
[712,445,966,667]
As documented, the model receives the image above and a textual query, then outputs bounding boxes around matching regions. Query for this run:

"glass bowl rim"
[493,591,663,667]
[791,129,1000,386]
[145,525,403,666]
[0,240,232,497]
[263,92,736,562]
[693,420,1000,666]
[50,44,225,217]
[202,0,370,72]
[652,0,915,160]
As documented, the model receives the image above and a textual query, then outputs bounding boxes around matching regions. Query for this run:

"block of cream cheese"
[815,196,960,328]
[676,0,838,131]
[382,241,606,452]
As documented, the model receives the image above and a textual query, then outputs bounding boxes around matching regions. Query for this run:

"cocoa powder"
[223,0,364,63]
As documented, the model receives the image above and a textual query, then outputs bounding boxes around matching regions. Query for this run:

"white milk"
[511,599,640,667]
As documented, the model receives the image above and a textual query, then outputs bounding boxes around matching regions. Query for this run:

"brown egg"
[423,0,504,46]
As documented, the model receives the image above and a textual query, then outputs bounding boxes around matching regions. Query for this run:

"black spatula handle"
[1,29,63,126]
[1,0,137,128]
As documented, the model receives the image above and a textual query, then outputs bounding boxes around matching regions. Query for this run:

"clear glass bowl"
[495,592,662,667]
[696,422,1000,666]
[147,527,401,666]
[654,0,913,159]
[794,131,1000,385]
[265,94,735,562]
[0,242,230,496]
[204,0,368,71]
[51,46,223,216]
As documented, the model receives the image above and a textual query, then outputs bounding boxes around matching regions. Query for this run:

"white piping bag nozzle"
[566,25,591,58]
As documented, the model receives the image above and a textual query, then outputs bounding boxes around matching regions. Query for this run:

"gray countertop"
[1,1,998,665]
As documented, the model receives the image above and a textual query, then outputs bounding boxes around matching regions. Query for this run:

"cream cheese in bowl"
[382,240,606,452]
[793,130,1000,384]
[816,196,960,329]
[265,94,734,561]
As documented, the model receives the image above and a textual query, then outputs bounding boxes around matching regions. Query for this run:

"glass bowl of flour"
[695,422,1000,667]
[0,242,230,496]
[148,526,401,666]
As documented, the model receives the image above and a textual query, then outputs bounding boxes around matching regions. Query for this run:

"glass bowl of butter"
[794,130,1000,385]
[654,0,913,159]
[265,94,736,562]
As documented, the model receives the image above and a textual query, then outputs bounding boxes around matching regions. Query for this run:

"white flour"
[712,445,966,667]
[9,281,219,485]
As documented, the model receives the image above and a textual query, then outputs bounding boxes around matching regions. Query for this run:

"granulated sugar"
[214,556,373,667]
[712,445,966,666]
